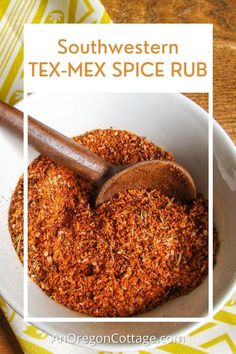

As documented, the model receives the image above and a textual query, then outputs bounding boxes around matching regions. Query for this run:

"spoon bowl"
[96,159,196,205]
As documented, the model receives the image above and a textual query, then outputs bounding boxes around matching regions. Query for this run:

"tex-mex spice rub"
[9,129,218,317]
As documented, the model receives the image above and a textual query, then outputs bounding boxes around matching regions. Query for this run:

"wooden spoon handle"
[0,100,111,183]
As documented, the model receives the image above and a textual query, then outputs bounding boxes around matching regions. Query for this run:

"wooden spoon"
[0,100,196,206]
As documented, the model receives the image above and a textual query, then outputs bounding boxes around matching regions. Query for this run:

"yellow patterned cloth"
[0,0,110,103]
[1,296,236,353]
[0,1,236,354]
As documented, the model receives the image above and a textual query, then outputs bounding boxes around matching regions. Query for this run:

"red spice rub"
[9,129,213,317]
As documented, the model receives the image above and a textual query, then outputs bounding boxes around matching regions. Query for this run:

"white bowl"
[0,93,236,351]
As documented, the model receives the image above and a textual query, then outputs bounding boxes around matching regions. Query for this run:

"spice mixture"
[9,129,217,317]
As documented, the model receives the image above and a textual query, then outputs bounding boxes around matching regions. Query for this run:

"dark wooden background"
[103,0,236,142]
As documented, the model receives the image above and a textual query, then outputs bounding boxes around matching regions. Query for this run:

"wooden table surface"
[103,0,236,142]
[0,1,235,353]
[0,308,23,354]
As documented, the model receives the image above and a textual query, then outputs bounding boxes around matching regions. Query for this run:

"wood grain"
[102,0,236,143]
[101,0,236,42]
[0,309,23,354]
